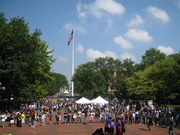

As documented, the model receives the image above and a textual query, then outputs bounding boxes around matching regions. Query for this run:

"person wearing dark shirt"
[146,111,153,131]
[110,119,115,135]
[105,117,111,134]
[168,117,175,135]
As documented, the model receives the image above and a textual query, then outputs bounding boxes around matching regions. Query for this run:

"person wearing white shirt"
[1,113,6,128]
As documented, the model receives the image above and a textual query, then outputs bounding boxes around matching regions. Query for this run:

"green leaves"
[73,49,179,105]
[0,13,55,103]
[141,48,166,69]
[125,54,180,104]
[48,72,68,96]
[73,57,129,98]
[125,67,157,100]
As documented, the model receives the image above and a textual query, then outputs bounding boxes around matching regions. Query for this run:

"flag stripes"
[68,30,73,45]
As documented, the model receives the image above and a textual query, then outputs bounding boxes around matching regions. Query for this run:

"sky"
[1,0,180,82]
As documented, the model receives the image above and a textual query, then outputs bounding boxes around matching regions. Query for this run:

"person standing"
[25,111,31,127]
[116,117,126,135]
[41,113,46,126]
[21,112,26,126]
[146,110,153,131]
[1,113,6,128]
[121,118,126,135]
[168,117,175,135]
[9,113,15,127]
[104,117,111,134]
[77,110,82,124]
[64,109,68,125]
[17,113,22,128]
[67,110,71,124]
[31,112,36,127]
[110,119,115,135]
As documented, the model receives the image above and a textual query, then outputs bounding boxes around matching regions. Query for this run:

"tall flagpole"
[72,30,74,97]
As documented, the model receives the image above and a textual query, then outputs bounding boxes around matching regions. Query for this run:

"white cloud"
[47,49,54,56]
[121,53,136,61]
[146,6,170,23]
[78,0,125,18]
[114,36,133,49]
[94,0,125,15]
[76,1,87,18]
[86,48,117,60]
[57,56,68,63]
[125,29,153,43]
[127,15,144,27]
[157,45,174,55]
[76,44,84,54]
[63,23,86,34]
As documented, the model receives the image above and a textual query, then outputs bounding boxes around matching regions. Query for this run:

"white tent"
[91,96,109,105]
[63,90,69,94]
[76,97,91,104]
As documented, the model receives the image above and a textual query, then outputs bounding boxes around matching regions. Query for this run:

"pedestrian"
[1,113,6,128]
[67,110,71,124]
[31,113,36,127]
[25,111,31,127]
[49,112,53,124]
[110,119,115,135]
[17,113,22,128]
[116,117,126,135]
[121,117,126,135]
[55,112,60,125]
[104,117,111,134]
[168,117,175,135]
[64,109,68,125]
[21,112,26,126]
[77,110,82,124]
[41,113,46,126]
[9,113,15,127]
[146,110,153,131]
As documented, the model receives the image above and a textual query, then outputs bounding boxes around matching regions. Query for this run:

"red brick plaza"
[1,123,180,135]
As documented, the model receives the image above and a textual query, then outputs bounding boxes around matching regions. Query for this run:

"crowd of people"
[0,98,179,135]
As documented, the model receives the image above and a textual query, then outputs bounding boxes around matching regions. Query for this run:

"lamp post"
[0,82,5,112]
[0,82,5,91]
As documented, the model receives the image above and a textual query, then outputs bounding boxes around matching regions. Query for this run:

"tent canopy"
[76,97,91,104]
[91,96,108,105]
[63,90,69,94]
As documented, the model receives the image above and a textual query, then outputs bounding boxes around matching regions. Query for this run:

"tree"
[125,53,180,104]
[73,61,106,98]
[0,13,54,106]
[125,67,158,100]
[114,59,135,100]
[141,48,166,69]
[148,54,180,104]
[73,57,121,98]
[48,72,68,95]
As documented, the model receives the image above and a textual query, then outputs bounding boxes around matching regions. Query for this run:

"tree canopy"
[0,13,55,103]
[141,48,166,69]
[48,72,68,96]
[73,50,179,105]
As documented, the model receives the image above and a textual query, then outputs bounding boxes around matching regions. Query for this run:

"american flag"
[67,30,73,45]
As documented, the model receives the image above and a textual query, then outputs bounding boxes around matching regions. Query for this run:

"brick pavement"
[1,122,180,135]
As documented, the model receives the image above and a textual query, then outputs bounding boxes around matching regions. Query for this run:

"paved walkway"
[1,123,180,135]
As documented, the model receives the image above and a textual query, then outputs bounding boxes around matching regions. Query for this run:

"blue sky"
[1,0,180,81]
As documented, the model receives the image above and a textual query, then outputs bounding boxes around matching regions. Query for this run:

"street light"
[0,82,6,112]
[0,82,5,90]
